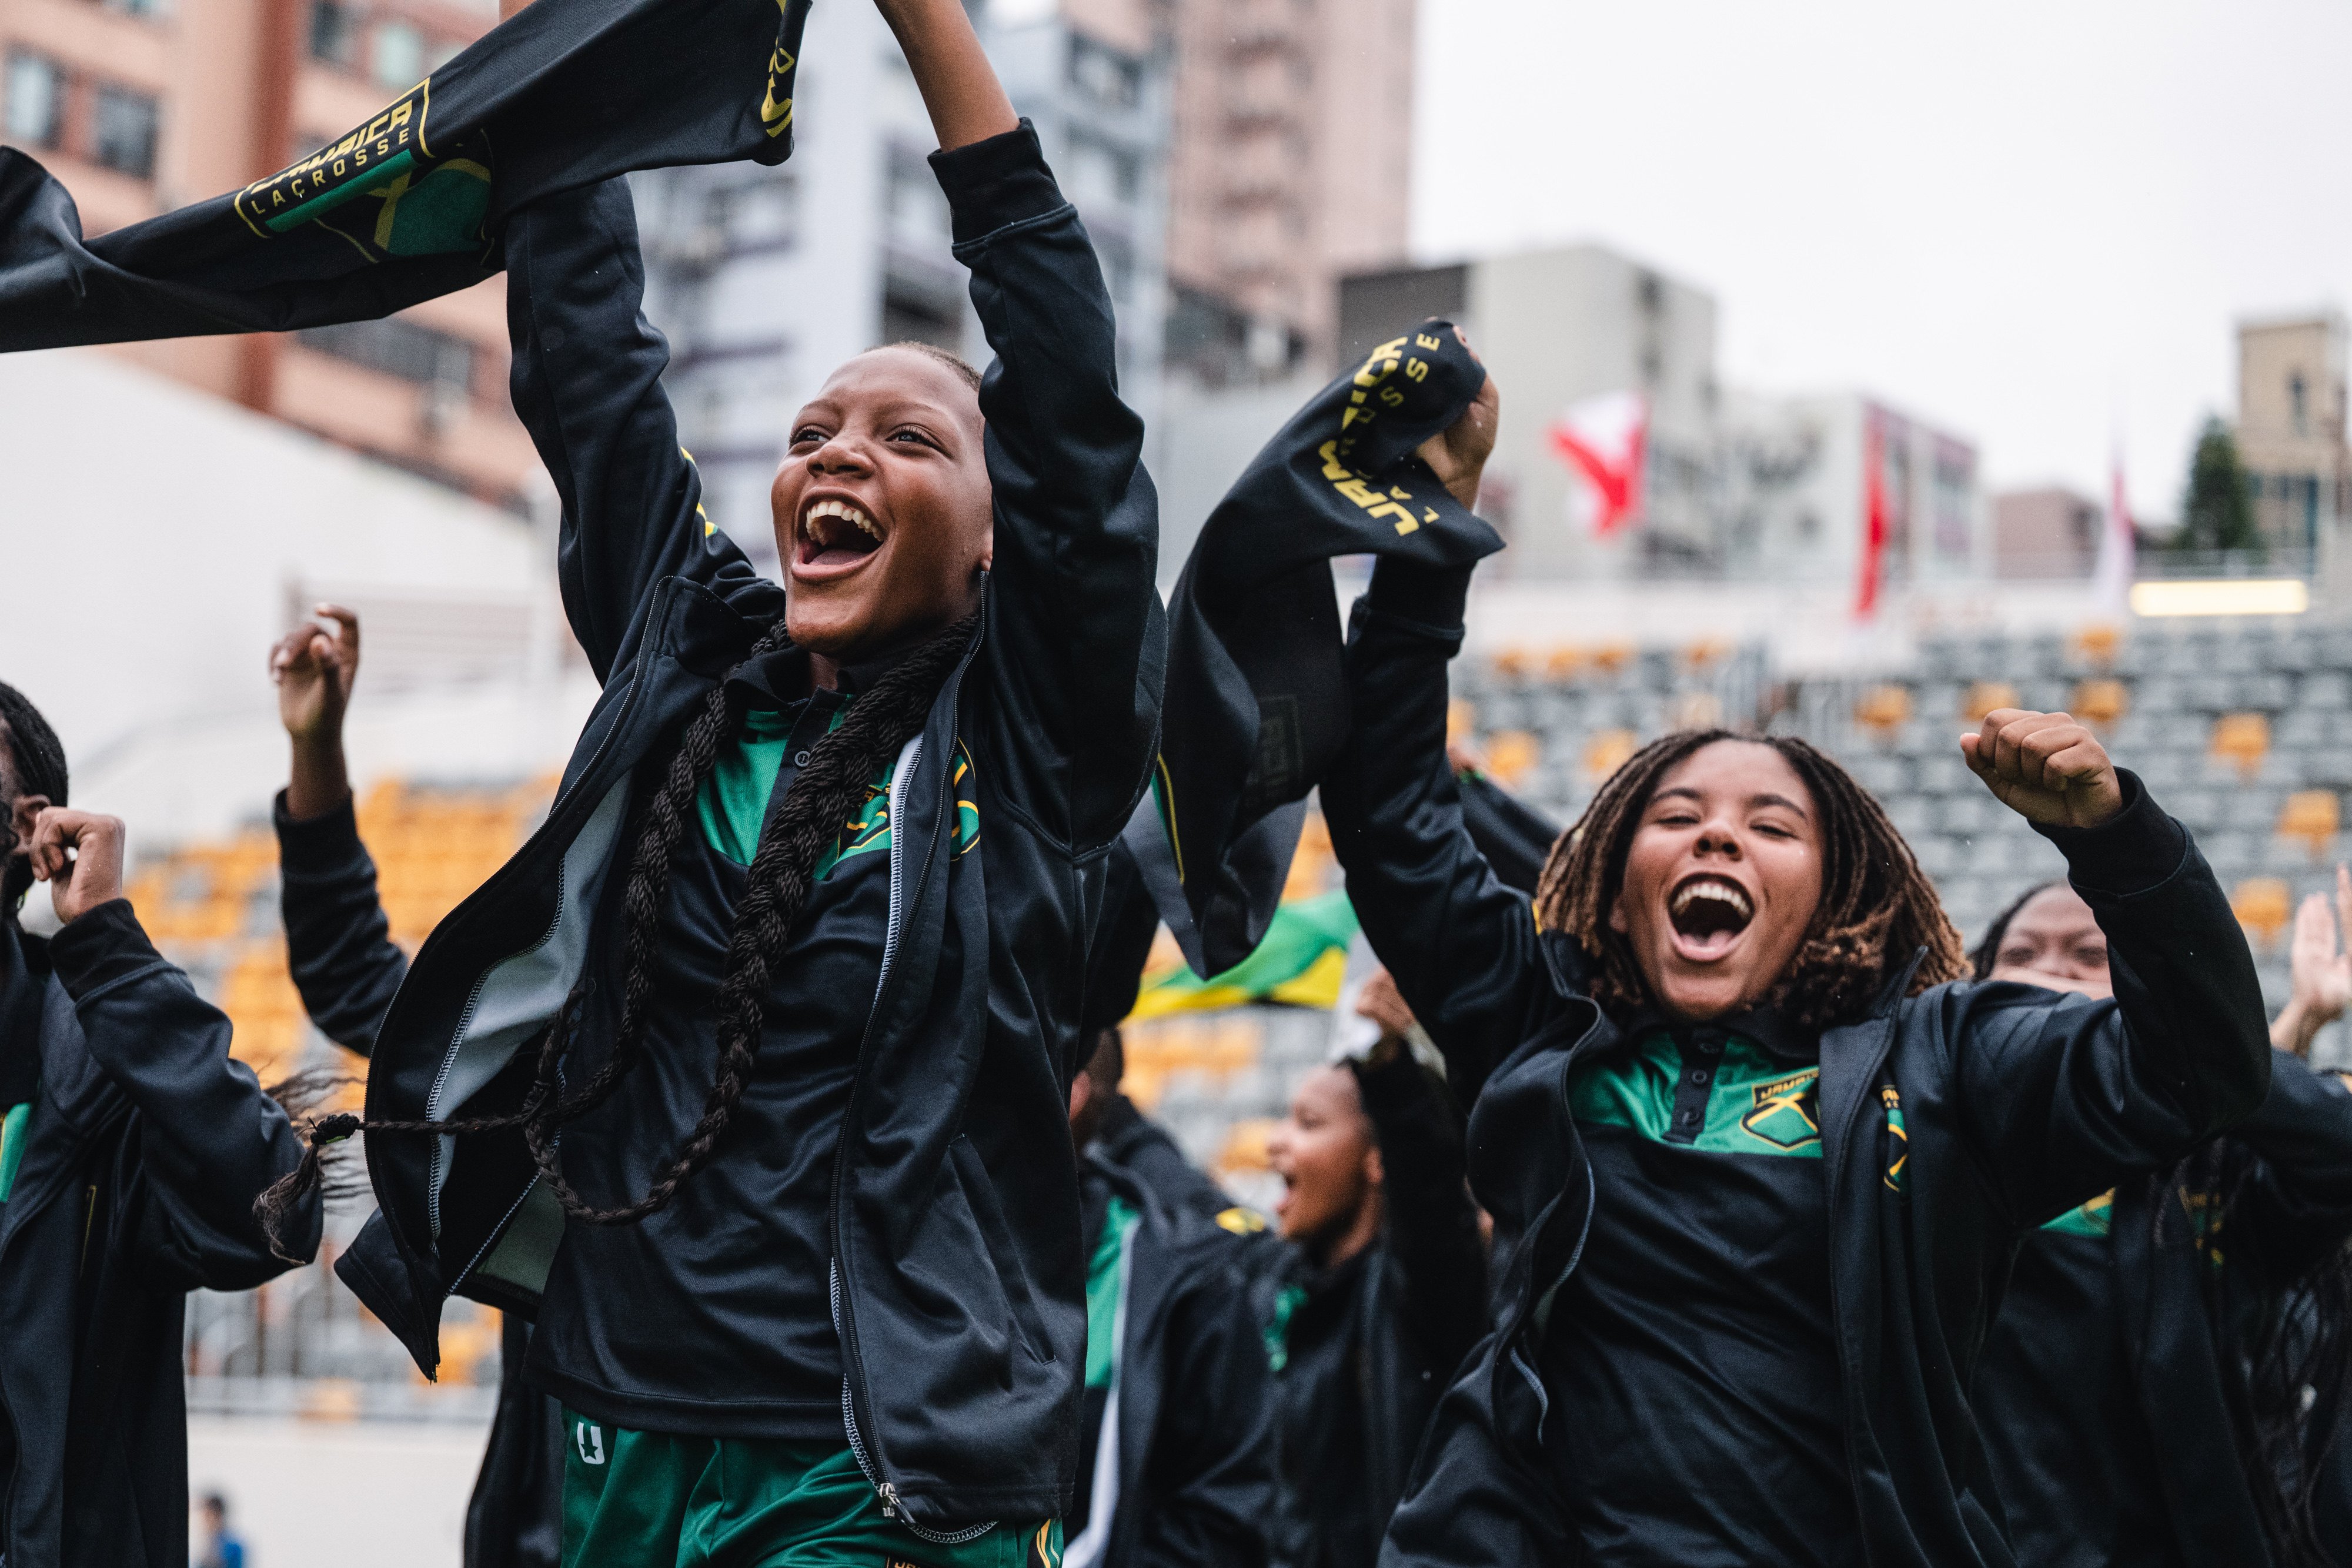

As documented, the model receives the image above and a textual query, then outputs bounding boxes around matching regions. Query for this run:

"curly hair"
[257,611,978,1256]
[1531,728,1967,1031]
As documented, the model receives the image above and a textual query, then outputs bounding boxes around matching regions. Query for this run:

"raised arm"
[877,2,1157,846]
[269,609,406,1055]
[503,178,766,681]
[31,810,317,1284]
[1945,711,2271,1222]
[1321,559,1560,1106]
[1356,1045,1488,1380]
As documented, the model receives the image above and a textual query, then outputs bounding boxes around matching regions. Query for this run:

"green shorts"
[560,1410,1061,1568]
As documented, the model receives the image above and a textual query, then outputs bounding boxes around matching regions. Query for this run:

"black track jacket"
[1266,1051,1488,1568]
[0,904,318,1568]
[1319,562,2271,1568]
[1982,1048,2352,1567]
[330,121,1161,1532]
[1080,1097,1278,1567]
[275,793,563,1568]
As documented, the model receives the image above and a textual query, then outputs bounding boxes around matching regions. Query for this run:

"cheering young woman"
[1315,404,2272,1566]
[263,2,1160,1562]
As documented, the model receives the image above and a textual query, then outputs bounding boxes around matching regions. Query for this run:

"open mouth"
[796,497,884,572]
[1667,873,1755,959]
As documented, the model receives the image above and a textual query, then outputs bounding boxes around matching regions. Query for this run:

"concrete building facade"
[1162,0,1415,373]
[632,0,1171,572]
[2237,312,2350,562]
[1,0,539,507]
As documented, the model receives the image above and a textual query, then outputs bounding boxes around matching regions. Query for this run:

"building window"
[2,54,64,149]
[373,21,424,88]
[310,0,356,67]
[2291,370,2310,437]
[298,316,475,395]
[89,83,159,177]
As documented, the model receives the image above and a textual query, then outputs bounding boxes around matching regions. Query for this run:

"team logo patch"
[573,1419,606,1466]
[233,83,493,260]
[1215,1206,1267,1236]
[1740,1067,1822,1151]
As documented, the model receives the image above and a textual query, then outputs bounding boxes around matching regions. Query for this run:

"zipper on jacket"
[826,730,998,1546]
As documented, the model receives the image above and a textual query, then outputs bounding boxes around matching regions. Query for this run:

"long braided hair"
[255,610,980,1256]
[1531,729,1967,1031]
[0,681,69,920]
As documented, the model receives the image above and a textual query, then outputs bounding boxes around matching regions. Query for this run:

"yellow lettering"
[1380,387,1405,407]
[1318,441,1351,481]
[272,189,286,206]
[335,132,359,156]
[1415,333,1443,352]
[332,158,348,176]
[1405,358,1429,382]
[389,101,412,128]
[353,145,368,165]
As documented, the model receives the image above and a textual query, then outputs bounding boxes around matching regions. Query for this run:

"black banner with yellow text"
[0,0,809,348]
[1143,323,1501,975]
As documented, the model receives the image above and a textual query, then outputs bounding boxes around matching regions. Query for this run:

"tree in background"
[2171,415,2260,556]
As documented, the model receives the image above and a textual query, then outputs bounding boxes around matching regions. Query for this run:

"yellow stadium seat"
[1215,1118,1278,1180]
[1544,646,1586,679]
[1484,730,1541,788]
[2072,678,2129,730]
[1492,647,1533,678]
[1855,685,1913,737]
[1583,729,1638,783]
[2070,623,2122,668]
[2211,713,2271,775]
[2278,791,2341,859]
[1683,637,1733,671]
[1960,682,2018,724]
[1446,699,1476,744]
[2232,878,2293,950]
[1591,642,1635,676]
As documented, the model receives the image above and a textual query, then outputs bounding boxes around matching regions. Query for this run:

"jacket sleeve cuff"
[46,898,165,1000]
[930,119,1065,246]
[2034,770,2189,898]
[1364,557,1474,634]
[273,787,365,867]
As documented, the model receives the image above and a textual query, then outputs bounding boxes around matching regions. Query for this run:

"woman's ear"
[1607,890,1631,936]
[1363,1141,1385,1192]
[6,793,49,857]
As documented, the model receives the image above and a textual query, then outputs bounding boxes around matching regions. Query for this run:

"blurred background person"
[1259,973,1486,1568]
[1973,873,2352,1568]
[196,1492,249,1568]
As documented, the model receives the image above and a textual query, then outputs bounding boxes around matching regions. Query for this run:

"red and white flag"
[1549,391,1648,537]
[1855,415,1890,620]
[2092,451,2134,613]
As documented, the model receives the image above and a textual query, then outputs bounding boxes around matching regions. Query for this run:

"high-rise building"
[1162,0,1415,375]
[2236,312,2349,561]
[0,0,539,507]
[633,0,1171,571]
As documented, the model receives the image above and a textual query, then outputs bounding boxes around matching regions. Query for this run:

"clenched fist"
[29,807,126,925]
[1962,709,2124,830]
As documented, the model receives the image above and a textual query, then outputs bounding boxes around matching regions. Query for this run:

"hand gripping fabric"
[1136,322,1501,976]
[0,0,810,349]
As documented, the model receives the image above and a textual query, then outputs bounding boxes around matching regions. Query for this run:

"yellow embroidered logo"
[236,84,432,236]
[1739,1067,1822,1151]
[1215,1206,1268,1236]
[1882,1084,1909,1192]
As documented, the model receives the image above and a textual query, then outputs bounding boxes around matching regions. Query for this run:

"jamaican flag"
[0,0,810,348]
[1143,322,1501,976]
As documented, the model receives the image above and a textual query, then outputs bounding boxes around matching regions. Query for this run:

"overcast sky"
[1412,0,2352,519]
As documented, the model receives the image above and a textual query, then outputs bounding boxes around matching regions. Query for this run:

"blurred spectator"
[195,1492,246,1568]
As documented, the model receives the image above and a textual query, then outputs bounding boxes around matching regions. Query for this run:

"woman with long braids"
[0,681,321,1567]
[1312,403,2272,1567]
[1972,876,2352,1567]
[260,3,1160,1560]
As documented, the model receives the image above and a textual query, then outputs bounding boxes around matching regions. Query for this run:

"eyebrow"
[1649,785,1812,819]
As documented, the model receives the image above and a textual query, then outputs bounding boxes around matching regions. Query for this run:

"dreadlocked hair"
[2151,1138,2352,1568]
[0,681,69,920]
[1531,729,1968,1031]
[255,610,980,1259]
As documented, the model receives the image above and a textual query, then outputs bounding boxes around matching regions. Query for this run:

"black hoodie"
[1320,559,2271,1568]
[0,904,318,1568]
[1978,1048,2352,1567]
[330,121,1160,1534]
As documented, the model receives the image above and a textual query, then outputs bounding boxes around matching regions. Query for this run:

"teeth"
[804,497,880,541]
[1672,880,1752,919]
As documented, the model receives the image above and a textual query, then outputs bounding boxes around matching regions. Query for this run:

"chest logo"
[1739,1067,1822,1151]
[574,1420,606,1466]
